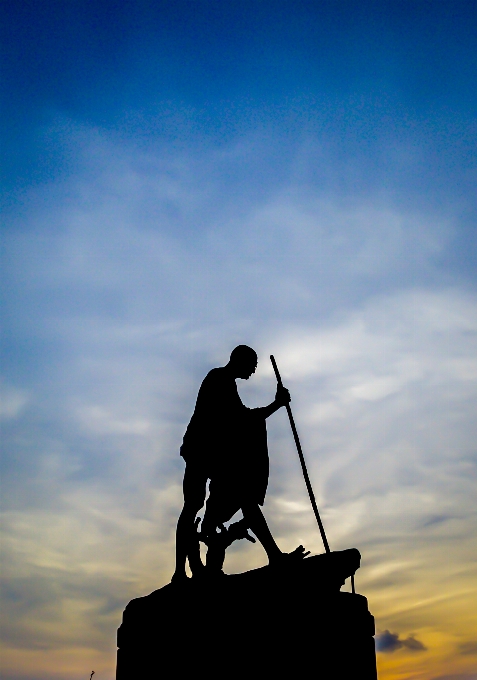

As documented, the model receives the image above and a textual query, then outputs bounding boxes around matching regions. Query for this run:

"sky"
[1,1,477,679]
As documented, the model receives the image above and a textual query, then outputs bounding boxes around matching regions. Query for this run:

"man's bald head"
[228,345,258,379]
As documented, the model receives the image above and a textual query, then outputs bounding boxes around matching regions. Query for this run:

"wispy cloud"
[1,123,476,679]
[459,642,477,656]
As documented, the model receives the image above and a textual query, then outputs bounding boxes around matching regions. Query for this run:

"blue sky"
[1,3,477,680]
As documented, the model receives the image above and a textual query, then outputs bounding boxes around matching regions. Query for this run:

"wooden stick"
[270,355,330,554]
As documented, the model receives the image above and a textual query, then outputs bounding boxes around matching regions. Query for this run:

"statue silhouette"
[116,347,378,679]
[172,345,307,582]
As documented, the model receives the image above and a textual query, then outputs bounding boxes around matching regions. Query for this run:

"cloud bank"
[1,123,476,679]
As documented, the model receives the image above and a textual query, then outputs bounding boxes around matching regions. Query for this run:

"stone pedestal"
[117,549,377,679]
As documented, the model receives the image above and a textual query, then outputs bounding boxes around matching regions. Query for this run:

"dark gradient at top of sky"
[2,1,477,185]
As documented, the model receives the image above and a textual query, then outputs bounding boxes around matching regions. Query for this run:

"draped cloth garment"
[180,367,269,518]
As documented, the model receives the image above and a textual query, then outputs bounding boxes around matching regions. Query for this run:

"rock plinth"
[117,548,377,679]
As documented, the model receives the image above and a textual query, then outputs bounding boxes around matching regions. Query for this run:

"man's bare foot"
[269,545,310,567]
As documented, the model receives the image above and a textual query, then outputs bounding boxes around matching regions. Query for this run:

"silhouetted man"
[173,345,307,583]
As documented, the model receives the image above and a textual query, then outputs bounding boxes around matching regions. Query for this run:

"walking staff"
[270,355,330,554]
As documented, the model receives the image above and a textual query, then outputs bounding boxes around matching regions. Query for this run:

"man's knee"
[182,496,204,517]
[183,467,207,510]
[241,501,260,518]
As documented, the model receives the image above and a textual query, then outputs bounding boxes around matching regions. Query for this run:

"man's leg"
[200,489,240,574]
[172,462,207,582]
[241,501,309,565]
[241,502,282,563]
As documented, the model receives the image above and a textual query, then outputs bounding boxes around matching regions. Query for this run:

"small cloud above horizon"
[376,629,427,653]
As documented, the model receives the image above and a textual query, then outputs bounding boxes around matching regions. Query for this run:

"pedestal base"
[117,550,377,679]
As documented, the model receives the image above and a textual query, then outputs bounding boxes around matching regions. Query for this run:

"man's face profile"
[229,345,258,379]
[239,357,257,380]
